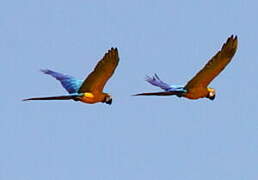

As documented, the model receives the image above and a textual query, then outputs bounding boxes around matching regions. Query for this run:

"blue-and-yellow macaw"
[23,48,119,105]
[134,35,238,100]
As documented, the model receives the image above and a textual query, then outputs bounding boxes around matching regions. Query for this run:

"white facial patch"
[106,96,112,101]
[209,91,215,97]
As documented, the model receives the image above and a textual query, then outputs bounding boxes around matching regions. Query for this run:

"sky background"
[1,0,258,180]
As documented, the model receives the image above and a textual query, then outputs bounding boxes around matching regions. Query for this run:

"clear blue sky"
[1,0,257,180]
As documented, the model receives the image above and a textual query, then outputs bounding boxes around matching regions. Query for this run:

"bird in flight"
[23,48,119,105]
[134,35,238,100]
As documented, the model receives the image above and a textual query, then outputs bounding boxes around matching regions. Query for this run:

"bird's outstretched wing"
[145,74,172,91]
[41,69,83,94]
[23,94,82,101]
[133,91,183,96]
[184,35,238,90]
[78,48,119,93]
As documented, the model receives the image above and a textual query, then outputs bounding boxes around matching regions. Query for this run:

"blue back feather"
[41,69,83,94]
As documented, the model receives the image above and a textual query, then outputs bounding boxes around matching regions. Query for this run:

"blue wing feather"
[145,74,186,92]
[145,74,171,91]
[41,69,83,94]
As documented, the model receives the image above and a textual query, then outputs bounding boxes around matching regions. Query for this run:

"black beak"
[209,95,215,100]
[106,99,112,105]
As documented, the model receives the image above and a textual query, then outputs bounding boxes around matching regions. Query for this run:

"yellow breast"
[84,92,94,98]
[78,92,96,104]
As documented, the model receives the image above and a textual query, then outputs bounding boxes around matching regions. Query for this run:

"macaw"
[23,48,119,105]
[134,35,238,100]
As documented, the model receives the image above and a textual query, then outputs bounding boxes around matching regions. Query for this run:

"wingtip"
[40,69,51,74]
[230,34,238,49]
[110,47,118,52]
[106,47,119,57]
[145,75,151,81]
[154,73,160,80]
[145,73,159,81]
[229,34,238,42]
[222,34,238,52]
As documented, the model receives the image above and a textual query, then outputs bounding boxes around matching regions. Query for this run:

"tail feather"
[133,91,181,96]
[22,94,82,101]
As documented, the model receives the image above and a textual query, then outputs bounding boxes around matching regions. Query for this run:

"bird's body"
[23,48,119,105]
[183,87,211,99]
[77,92,109,104]
[134,35,238,100]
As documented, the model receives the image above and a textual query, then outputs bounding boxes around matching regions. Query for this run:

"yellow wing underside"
[78,48,119,93]
[184,35,238,90]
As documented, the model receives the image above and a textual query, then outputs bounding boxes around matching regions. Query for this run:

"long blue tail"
[23,94,82,101]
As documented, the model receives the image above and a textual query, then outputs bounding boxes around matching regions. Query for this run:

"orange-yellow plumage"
[134,35,238,101]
